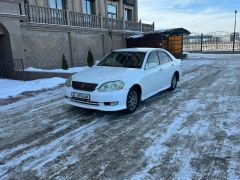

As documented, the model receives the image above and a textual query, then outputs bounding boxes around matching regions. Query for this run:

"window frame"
[124,8,133,21]
[157,51,172,65]
[107,4,118,19]
[82,0,95,15]
[49,0,66,10]
[145,51,160,69]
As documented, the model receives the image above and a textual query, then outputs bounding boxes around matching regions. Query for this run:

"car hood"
[72,66,140,84]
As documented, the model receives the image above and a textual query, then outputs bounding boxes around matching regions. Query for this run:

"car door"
[141,51,163,97]
[157,51,175,89]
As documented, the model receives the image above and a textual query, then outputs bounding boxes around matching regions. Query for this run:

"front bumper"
[64,86,128,111]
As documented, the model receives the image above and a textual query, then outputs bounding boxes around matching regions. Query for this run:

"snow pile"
[0,77,65,99]
[127,34,144,39]
[25,66,88,73]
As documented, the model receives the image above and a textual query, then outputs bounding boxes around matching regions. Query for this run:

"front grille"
[72,81,98,92]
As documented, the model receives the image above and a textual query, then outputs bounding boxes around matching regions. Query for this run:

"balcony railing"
[24,4,67,25]
[69,12,101,28]
[22,4,154,32]
[103,17,123,30]
[142,23,155,32]
[125,21,141,31]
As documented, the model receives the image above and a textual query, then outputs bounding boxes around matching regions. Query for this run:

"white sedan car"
[64,48,182,113]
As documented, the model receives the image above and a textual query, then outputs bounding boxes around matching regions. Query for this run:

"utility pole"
[233,10,237,52]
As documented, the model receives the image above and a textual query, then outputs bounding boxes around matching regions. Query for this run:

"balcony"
[21,4,154,32]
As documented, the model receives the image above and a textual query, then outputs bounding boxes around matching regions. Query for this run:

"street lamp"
[233,10,237,52]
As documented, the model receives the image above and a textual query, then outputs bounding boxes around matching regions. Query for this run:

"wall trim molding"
[20,22,137,36]
[0,13,26,20]
[0,0,22,4]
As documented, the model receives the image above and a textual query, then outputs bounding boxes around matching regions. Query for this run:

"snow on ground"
[186,52,240,59]
[25,66,88,73]
[0,78,65,99]
[0,54,240,179]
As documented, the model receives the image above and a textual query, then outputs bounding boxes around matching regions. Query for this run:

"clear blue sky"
[138,0,240,33]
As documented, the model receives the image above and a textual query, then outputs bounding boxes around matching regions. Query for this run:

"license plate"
[71,92,90,100]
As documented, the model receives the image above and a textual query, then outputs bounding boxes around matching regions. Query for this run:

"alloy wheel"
[127,90,138,112]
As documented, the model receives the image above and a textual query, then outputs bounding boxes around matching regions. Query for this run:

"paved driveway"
[0,56,240,179]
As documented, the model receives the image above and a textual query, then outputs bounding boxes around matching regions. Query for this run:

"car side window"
[146,51,160,67]
[157,51,172,65]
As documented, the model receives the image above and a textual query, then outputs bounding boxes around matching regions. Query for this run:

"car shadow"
[66,90,176,119]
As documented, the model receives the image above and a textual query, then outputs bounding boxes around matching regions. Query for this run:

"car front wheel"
[126,88,139,113]
[169,74,178,91]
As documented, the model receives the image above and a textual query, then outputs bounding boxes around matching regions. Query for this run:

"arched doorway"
[0,23,14,78]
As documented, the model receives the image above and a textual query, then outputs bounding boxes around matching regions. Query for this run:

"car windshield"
[98,51,146,69]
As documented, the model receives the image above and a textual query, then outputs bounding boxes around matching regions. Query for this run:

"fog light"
[110,102,118,106]
[104,102,119,106]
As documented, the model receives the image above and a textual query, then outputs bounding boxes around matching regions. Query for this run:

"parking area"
[0,55,240,179]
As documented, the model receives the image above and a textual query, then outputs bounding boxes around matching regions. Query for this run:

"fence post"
[21,59,26,82]
[233,10,237,52]
[200,33,203,52]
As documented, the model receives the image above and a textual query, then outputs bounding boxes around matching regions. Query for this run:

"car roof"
[114,48,165,53]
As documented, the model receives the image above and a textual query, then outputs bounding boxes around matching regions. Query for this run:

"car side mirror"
[145,63,157,70]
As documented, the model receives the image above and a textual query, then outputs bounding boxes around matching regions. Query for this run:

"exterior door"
[141,51,162,97]
[157,51,174,89]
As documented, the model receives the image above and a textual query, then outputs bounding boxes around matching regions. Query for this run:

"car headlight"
[65,77,72,87]
[98,81,124,92]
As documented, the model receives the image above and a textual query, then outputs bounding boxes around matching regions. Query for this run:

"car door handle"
[171,64,175,66]
[159,68,163,71]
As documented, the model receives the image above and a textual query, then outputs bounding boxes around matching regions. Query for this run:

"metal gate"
[0,23,25,80]
[0,55,25,80]
[0,54,14,78]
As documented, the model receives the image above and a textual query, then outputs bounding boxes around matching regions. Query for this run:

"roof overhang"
[128,28,191,39]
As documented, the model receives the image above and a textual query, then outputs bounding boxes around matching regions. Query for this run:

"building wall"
[0,0,25,61]
[21,24,131,69]
[0,0,137,71]
[21,26,71,68]
[0,1,20,14]
[25,0,138,22]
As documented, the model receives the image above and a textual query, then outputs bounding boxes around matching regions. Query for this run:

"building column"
[67,0,73,11]
[135,0,138,22]
[72,0,81,12]
[36,0,44,6]
[99,0,106,17]
[119,0,124,20]
[43,0,48,7]
[95,0,100,15]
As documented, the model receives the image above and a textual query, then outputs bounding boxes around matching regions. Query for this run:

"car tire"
[126,88,140,113]
[169,73,178,91]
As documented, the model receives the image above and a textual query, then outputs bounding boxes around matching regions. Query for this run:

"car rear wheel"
[126,88,139,113]
[169,74,178,91]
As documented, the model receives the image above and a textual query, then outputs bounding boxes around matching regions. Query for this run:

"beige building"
[0,0,154,79]
[26,0,138,22]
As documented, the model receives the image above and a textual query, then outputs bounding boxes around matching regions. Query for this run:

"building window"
[124,8,133,21]
[107,4,117,19]
[82,0,95,15]
[50,0,65,9]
